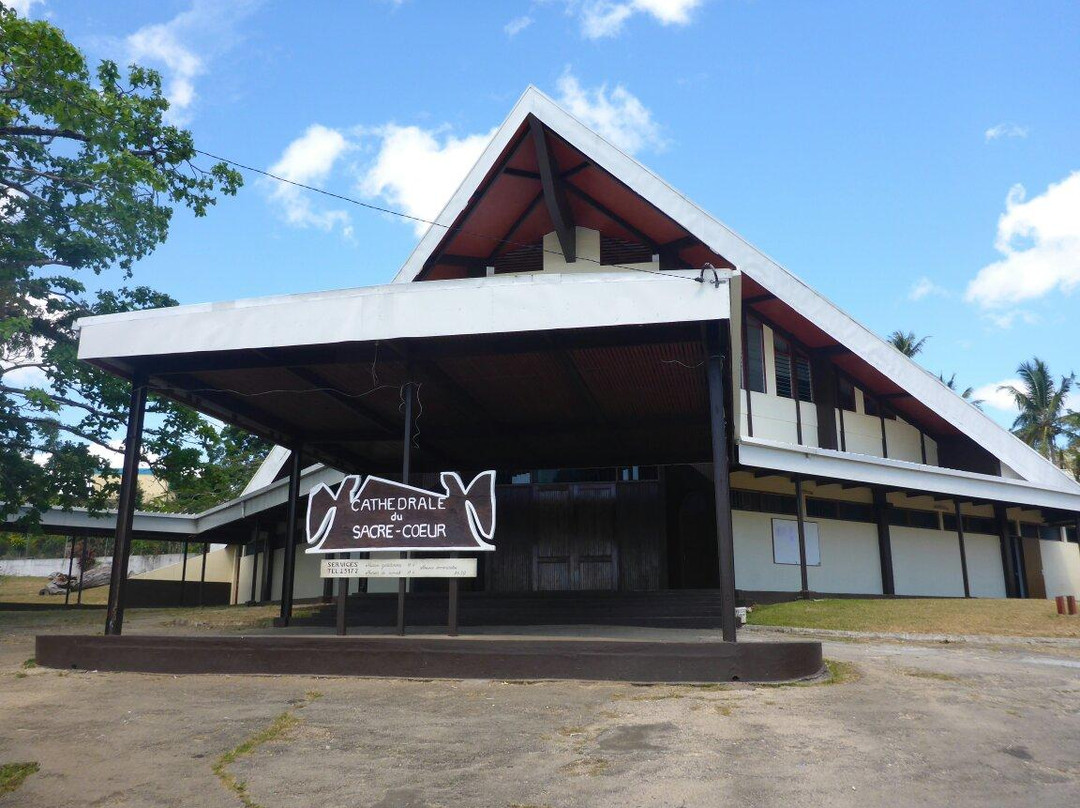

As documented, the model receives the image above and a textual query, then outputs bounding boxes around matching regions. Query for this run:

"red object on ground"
[1068,595,1078,616]
[1055,596,1067,615]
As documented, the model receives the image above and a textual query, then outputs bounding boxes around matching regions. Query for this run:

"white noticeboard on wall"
[772,518,821,566]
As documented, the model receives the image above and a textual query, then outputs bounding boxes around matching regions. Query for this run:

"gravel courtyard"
[1,610,1078,807]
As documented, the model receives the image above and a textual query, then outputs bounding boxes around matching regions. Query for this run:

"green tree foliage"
[0,8,267,527]
[887,330,929,358]
[998,359,1077,463]
[937,372,983,410]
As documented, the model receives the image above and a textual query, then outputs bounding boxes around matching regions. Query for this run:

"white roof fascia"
[739,437,1080,513]
[241,445,292,496]
[9,507,197,535]
[76,270,731,362]
[193,463,344,533]
[394,86,1078,494]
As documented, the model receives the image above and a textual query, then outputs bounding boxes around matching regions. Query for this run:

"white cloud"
[971,379,1023,413]
[908,276,949,301]
[358,125,496,236]
[124,0,256,123]
[555,69,664,154]
[964,171,1080,310]
[578,0,703,39]
[267,124,353,236]
[985,122,1029,142]
[504,15,533,36]
[6,0,44,16]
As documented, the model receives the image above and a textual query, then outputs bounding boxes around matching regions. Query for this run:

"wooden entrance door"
[533,483,618,591]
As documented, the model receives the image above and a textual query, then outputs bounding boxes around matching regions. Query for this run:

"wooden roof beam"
[529,116,576,263]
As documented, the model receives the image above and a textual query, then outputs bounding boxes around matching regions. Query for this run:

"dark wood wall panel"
[489,481,663,593]
[616,480,664,591]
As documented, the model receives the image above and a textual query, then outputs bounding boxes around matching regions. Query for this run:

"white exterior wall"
[1040,540,1080,598]
[806,518,883,594]
[732,511,882,594]
[843,411,884,456]
[892,527,966,596]
[733,511,801,592]
[965,533,1007,598]
[748,392,800,445]
[884,418,923,464]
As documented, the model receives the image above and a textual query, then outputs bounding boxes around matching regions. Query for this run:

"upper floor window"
[744,317,766,393]
[774,335,813,403]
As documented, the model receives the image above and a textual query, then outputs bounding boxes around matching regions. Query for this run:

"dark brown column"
[872,489,895,596]
[248,524,260,605]
[397,379,415,636]
[278,448,303,626]
[705,322,738,643]
[994,504,1019,598]
[64,537,75,607]
[105,371,148,636]
[179,539,189,606]
[794,479,810,597]
[954,500,971,598]
[261,530,274,603]
[198,541,208,606]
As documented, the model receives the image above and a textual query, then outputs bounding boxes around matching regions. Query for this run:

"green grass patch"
[0,762,40,796]
[747,598,1080,638]
[212,691,321,808]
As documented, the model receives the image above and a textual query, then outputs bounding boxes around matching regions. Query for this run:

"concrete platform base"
[35,634,823,683]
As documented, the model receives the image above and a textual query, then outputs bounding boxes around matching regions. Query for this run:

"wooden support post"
[872,489,896,596]
[198,542,208,606]
[704,322,738,643]
[76,536,87,606]
[336,567,348,636]
[794,479,810,598]
[448,578,459,637]
[279,448,303,626]
[248,524,260,605]
[397,378,414,636]
[261,531,274,603]
[955,500,971,598]
[105,371,148,636]
[994,503,1019,598]
[64,537,75,607]
[179,539,189,606]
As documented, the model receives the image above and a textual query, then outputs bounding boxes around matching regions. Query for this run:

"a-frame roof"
[392,86,1080,496]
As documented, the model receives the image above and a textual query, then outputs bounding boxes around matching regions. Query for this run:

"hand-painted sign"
[320,558,477,578]
[305,471,496,554]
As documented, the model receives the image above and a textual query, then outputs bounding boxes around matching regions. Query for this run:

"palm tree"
[938,372,984,409]
[888,330,929,358]
[998,359,1077,461]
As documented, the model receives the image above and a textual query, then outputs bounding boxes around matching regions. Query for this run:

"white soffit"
[399,87,1079,495]
[76,270,730,362]
[740,438,1080,513]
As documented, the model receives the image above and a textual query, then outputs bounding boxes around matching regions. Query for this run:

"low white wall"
[892,527,965,597]
[733,511,882,594]
[0,554,185,578]
[884,418,923,464]
[843,411,884,456]
[1040,540,1080,598]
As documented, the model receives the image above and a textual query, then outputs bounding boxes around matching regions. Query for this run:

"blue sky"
[17,0,1080,428]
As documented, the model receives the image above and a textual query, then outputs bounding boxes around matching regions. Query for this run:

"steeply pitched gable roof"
[392,86,1080,495]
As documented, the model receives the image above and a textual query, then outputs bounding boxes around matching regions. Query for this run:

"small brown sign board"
[320,558,477,579]
[305,471,496,554]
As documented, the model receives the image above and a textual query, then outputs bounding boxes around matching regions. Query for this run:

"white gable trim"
[391,86,1080,496]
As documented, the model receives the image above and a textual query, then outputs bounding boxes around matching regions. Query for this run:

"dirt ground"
[1,607,1079,808]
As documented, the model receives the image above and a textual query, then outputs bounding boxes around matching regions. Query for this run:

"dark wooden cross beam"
[879,392,913,400]
[529,116,576,262]
[486,190,544,262]
[281,364,399,437]
[564,182,658,252]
